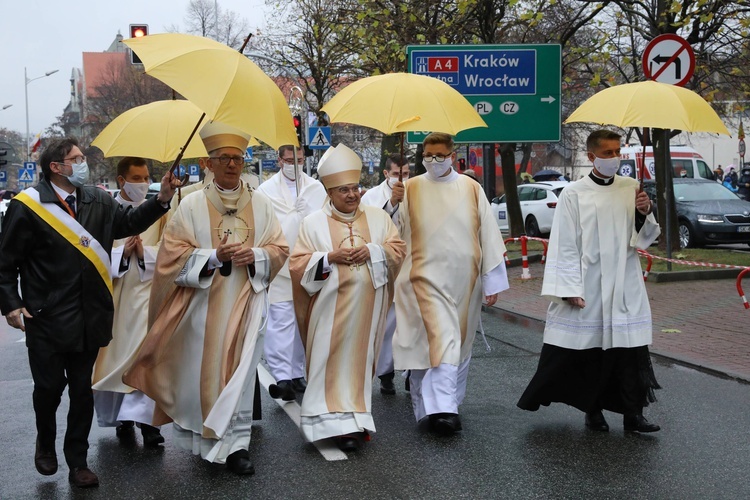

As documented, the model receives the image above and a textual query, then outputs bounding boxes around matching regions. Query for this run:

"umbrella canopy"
[92,100,210,162]
[321,73,487,135]
[564,80,730,135]
[532,169,563,181]
[124,33,298,149]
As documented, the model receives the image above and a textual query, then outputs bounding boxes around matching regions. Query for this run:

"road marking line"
[256,364,347,461]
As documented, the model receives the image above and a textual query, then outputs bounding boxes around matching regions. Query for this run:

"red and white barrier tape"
[636,250,750,310]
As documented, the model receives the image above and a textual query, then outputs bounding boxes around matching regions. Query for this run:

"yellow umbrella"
[321,73,487,135]
[564,80,730,135]
[124,33,298,149]
[92,100,210,162]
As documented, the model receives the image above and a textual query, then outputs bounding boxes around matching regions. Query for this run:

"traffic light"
[0,144,9,167]
[129,24,149,64]
[293,114,303,146]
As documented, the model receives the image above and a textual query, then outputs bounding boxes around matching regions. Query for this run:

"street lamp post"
[25,67,59,161]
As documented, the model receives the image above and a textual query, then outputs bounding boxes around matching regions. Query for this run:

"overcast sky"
[0,0,269,140]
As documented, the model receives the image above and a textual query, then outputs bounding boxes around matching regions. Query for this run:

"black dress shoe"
[116,420,135,438]
[226,449,255,475]
[624,414,661,433]
[429,413,462,436]
[379,372,396,395]
[269,380,297,401]
[69,467,99,488]
[34,439,57,476]
[585,410,610,432]
[335,435,360,452]
[291,377,307,393]
[139,424,165,447]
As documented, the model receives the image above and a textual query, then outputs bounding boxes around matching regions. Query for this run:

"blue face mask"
[65,161,89,188]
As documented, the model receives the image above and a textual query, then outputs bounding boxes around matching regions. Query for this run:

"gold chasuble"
[393,174,507,370]
[290,203,405,442]
[124,181,288,463]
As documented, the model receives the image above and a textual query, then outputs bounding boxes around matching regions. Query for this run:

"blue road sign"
[178,165,186,177]
[188,164,200,176]
[0,171,6,182]
[308,126,331,149]
[245,147,253,161]
[19,163,35,183]
[261,159,277,171]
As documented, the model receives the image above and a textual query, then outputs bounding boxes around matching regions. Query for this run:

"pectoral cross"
[338,222,367,271]
[214,215,252,244]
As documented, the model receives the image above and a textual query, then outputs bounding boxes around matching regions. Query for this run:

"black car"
[643,178,750,248]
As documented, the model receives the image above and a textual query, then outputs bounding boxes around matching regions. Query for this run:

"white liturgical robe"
[92,194,166,426]
[124,181,288,463]
[541,175,660,350]
[290,203,405,441]
[393,172,509,370]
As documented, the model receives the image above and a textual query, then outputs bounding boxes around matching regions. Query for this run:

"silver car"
[490,181,569,237]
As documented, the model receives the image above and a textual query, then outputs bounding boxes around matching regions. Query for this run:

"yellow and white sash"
[16,188,113,296]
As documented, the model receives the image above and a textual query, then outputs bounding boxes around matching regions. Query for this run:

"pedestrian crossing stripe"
[19,170,33,182]
[311,129,330,147]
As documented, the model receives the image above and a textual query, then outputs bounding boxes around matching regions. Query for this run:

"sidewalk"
[494,261,750,382]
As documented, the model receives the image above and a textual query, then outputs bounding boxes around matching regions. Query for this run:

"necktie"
[65,195,76,216]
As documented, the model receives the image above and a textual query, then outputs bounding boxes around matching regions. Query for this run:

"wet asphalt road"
[1,309,748,499]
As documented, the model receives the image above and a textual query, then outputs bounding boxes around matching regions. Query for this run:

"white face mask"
[281,161,302,180]
[425,158,452,178]
[592,155,620,177]
[122,181,149,203]
[386,171,409,187]
[65,161,89,187]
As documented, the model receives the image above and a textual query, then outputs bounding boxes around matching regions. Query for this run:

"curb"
[486,305,750,385]
[647,268,744,282]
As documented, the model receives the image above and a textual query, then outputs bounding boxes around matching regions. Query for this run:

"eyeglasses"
[57,155,86,165]
[334,185,361,195]
[209,155,244,166]
[422,154,450,163]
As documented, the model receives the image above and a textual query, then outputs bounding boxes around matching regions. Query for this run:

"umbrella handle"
[169,113,206,176]
[398,133,404,182]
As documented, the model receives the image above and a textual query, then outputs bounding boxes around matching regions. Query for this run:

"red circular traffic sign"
[740,139,746,157]
[642,34,695,87]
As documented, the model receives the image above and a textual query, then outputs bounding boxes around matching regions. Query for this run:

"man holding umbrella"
[360,154,410,395]
[257,144,327,401]
[392,132,509,436]
[0,137,179,488]
[517,129,662,433]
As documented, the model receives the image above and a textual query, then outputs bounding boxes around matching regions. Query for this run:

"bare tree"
[181,0,251,50]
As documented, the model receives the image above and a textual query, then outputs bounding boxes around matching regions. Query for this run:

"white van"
[618,145,716,181]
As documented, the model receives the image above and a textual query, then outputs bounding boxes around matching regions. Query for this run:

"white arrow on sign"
[541,96,556,103]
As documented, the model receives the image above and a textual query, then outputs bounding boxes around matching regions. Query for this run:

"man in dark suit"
[0,137,179,488]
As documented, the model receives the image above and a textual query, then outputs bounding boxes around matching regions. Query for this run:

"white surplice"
[361,179,400,377]
[257,172,326,381]
[541,175,660,350]
[92,194,165,427]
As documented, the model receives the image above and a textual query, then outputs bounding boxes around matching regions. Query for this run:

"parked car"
[490,181,568,237]
[643,178,750,248]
